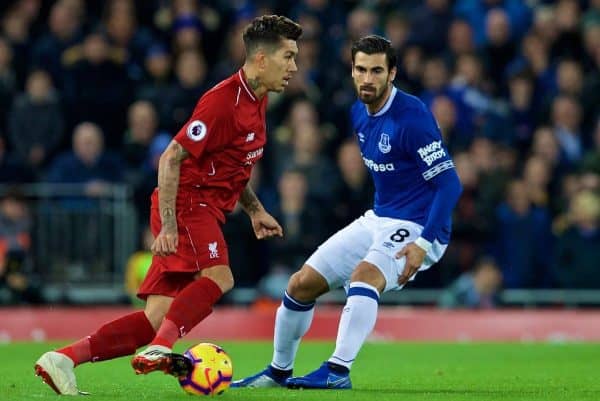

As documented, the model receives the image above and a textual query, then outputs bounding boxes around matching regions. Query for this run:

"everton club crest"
[378,133,391,154]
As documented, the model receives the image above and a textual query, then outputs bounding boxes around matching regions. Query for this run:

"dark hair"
[351,35,397,71]
[243,15,302,54]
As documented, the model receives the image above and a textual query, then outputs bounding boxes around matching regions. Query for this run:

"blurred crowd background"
[0,0,599,307]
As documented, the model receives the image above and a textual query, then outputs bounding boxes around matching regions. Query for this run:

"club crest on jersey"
[187,120,207,142]
[208,242,219,259]
[378,133,391,154]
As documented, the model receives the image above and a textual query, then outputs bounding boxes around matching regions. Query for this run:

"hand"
[250,210,283,239]
[151,226,178,256]
[395,242,426,286]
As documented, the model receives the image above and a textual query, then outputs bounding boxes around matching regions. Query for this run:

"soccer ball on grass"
[178,343,233,395]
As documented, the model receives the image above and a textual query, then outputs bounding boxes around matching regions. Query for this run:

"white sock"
[329,282,379,370]
[271,291,315,371]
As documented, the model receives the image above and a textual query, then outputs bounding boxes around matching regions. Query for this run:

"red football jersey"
[171,69,268,222]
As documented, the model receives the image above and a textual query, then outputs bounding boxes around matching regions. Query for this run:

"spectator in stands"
[63,32,132,148]
[451,53,493,137]
[522,155,552,208]
[331,139,373,230]
[581,119,600,176]
[501,70,537,152]
[516,32,553,98]
[0,35,17,133]
[551,95,583,164]
[223,166,270,289]
[122,100,162,175]
[278,123,338,204]
[171,14,203,54]
[103,0,154,83]
[209,19,246,84]
[1,4,32,87]
[161,49,208,133]
[0,136,33,184]
[453,0,531,47]
[493,179,554,288]
[8,69,64,176]
[46,122,124,197]
[135,43,172,124]
[30,1,82,90]
[121,100,170,232]
[0,188,41,304]
[268,169,327,273]
[554,190,600,288]
[445,19,476,64]
[438,257,502,309]
[409,0,453,54]
[551,0,585,61]
[483,8,516,94]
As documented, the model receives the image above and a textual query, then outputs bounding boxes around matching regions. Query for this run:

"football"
[178,343,233,396]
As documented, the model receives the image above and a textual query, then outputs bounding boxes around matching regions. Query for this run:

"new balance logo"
[246,132,255,142]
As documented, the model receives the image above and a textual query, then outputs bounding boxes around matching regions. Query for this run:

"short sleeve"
[403,108,454,182]
[173,91,234,159]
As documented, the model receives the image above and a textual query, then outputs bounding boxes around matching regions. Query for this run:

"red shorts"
[137,194,229,300]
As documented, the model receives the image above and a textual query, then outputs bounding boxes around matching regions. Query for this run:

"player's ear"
[388,66,397,84]
[254,48,267,71]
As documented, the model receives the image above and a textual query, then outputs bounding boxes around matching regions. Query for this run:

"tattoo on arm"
[239,185,264,216]
[158,141,189,231]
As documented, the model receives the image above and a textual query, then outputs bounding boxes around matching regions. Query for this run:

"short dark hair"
[243,15,302,54]
[351,35,397,71]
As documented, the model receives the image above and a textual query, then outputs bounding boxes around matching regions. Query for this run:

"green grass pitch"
[3,341,599,400]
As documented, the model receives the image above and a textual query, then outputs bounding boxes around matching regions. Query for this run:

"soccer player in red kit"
[34,15,302,395]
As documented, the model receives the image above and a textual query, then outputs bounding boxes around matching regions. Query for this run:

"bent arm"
[157,140,189,231]
[418,169,463,249]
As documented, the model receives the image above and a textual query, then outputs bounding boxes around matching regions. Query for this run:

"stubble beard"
[357,85,386,106]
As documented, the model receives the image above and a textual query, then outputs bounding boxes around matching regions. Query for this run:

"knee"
[198,266,234,294]
[287,268,326,303]
[350,262,386,293]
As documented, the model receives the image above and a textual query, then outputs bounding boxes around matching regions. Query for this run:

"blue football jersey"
[351,87,455,244]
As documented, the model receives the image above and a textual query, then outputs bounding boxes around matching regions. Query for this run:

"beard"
[355,81,389,106]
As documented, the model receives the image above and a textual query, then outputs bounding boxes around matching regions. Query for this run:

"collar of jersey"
[237,69,258,102]
[366,86,397,117]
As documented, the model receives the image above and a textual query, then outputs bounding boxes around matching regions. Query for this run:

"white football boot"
[35,351,87,395]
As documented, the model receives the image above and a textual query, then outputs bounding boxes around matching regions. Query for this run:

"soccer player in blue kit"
[233,35,463,389]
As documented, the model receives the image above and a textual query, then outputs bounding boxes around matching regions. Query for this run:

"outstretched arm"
[239,184,283,239]
[152,140,189,256]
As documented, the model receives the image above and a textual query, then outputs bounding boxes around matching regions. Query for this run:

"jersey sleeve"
[402,108,454,182]
[402,107,462,243]
[173,91,235,159]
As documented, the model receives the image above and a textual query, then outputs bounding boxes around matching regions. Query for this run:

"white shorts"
[305,210,447,293]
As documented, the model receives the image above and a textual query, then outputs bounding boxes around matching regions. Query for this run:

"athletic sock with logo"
[329,282,379,370]
[271,291,315,371]
[150,277,223,349]
[58,311,155,365]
